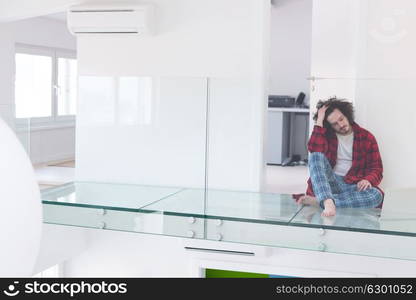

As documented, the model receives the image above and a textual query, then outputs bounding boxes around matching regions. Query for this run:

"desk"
[267,107,310,164]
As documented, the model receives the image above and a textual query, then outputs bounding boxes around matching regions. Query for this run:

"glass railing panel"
[42,181,416,237]
[204,77,264,193]
[76,76,208,190]
[73,75,210,232]
[42,71,416,261]
[290,206,382,231]
[41,183,302,232]
[378,187,416,234]
[143,188,301,224]
[43,204,105,229]
[42,182,184,211]
[43,203,169,234]
[41,182,416,261]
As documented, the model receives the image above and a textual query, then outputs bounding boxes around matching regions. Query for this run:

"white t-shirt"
[333,132,354,176]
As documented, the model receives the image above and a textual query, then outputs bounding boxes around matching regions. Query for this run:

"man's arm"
[308,105,329,153]
[362,135,383,187]
[307,126,328,153]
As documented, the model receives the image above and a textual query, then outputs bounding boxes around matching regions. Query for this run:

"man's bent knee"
[371,188,383,207]
[309,152,328,165]
[365,188,383,207]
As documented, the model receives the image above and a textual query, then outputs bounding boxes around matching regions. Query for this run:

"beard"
[337,125,351,135]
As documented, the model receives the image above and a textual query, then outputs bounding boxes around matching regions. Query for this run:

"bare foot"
[321,199,336,217]
[297,195,319,206]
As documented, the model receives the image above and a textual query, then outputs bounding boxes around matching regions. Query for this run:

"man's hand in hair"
[316,105,329,127]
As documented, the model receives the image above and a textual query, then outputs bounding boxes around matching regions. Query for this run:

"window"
[15,53,52,118]
[15,44,77,127]
[57,57,77,116]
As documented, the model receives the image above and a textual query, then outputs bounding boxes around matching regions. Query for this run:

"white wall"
[310,0,416,190]
[63,230,194,277]
[270,0,312,104]
[76,76,208,187]
[0,26,15,128]
[310,0,361,79]
[353,0,416,190]
[0,16,76,164]
[76,0,270,191]
[309,0,362,137]
[25,127,76,164]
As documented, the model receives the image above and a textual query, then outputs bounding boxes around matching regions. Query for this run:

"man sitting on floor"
[297,98,384,217]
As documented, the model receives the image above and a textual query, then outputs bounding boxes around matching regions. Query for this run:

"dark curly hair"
[313,97,355,131]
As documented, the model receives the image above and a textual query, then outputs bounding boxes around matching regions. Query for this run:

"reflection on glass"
[76,76,208,190]
[41,181,416,261]
[118,77,153,126]
[78,76,155,126]
[291,206,381,231]
[15,53,52,118]
[42,182,184,211]
[40,182,388,232]
[144,188,301,223]
[78,77,115,124]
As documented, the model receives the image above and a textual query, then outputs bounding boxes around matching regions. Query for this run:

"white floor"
[35,163,75,190]
[263,164,309,195]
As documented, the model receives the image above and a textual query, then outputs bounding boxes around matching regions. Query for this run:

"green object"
[205,269,269,278]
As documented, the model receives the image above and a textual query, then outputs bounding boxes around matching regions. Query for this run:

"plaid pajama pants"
[309,152,383,208]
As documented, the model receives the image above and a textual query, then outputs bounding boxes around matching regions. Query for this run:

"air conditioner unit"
[67,4,155,35]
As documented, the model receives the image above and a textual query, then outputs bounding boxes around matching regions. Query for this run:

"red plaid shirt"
[306,122,383,196]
